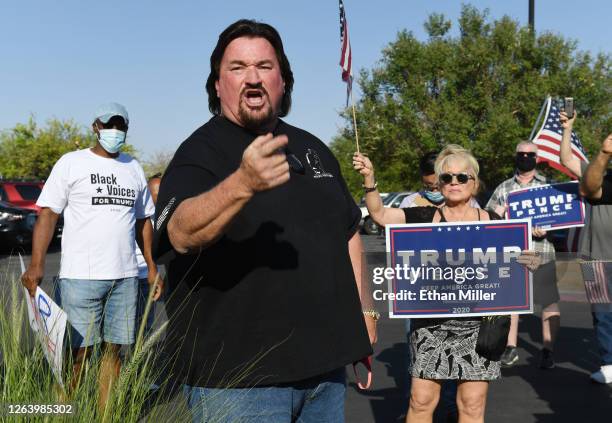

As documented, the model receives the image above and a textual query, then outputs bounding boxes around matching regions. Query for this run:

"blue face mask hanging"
[98,129,126,154]
[423,190,444,204]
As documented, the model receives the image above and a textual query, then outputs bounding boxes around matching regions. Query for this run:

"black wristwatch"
[363,181,378,193]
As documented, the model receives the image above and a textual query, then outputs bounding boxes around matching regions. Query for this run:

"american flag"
[580,260,612,304]
[339,0,352,105]
[532,97,588,178]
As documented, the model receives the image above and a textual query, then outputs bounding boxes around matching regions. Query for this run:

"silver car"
[359,191,413,235]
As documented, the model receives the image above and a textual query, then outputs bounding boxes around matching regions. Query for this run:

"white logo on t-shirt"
[305,149,333,179]
[157,197,176,230]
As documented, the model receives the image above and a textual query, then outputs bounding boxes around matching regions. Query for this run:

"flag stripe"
[536,131,588,161]
[536,149,562,163]
[536,144,563,158]
[597,262,610,301]
[534,137,589,161]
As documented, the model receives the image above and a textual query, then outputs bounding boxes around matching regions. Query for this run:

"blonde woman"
[353,145,540,423]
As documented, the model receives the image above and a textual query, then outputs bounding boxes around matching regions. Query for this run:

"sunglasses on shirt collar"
[439,172,475,185]
[272,125,305,175]
[285,148,305,174]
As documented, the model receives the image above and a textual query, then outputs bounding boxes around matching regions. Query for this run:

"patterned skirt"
[410,318,501,381]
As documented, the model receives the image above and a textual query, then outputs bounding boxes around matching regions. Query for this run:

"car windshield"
[382,193,397,205]
[15,185,42,201]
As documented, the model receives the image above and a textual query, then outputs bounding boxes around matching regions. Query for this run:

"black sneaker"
[539,348,555,369]
[500,346,519,367]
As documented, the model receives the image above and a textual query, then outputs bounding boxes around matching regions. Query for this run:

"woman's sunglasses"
[439,172,475,185]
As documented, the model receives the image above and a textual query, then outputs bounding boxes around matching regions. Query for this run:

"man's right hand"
[238,133,290,193]
[21,264,44,297]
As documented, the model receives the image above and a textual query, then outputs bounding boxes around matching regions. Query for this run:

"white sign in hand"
[19,253,68,387]
[20,254,39,332]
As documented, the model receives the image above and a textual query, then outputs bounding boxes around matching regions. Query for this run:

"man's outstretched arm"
[168,133,290,254]
[21,208,60,296]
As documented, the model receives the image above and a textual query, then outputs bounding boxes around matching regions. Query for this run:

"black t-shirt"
[154,116,371,387]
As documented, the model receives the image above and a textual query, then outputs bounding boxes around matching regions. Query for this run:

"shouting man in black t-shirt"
[153,19,375,422]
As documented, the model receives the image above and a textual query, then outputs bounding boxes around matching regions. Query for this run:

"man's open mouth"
[243,89,266,108]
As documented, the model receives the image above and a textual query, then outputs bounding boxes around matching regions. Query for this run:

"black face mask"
[516,155,537,172]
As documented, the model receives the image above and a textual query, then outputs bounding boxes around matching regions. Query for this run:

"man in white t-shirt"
[21,102,161,411]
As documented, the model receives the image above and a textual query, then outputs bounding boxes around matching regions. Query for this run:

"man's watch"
[362,309,381,321]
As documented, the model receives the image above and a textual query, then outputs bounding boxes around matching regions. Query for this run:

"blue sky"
[1,1,609,160]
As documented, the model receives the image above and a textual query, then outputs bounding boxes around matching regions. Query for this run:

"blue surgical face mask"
[98,129,126,154]
[423,190,444,204]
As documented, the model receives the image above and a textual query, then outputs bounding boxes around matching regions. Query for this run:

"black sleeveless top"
[402,206,501,224]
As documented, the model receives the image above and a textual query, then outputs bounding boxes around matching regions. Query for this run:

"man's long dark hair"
[206,19,294,117]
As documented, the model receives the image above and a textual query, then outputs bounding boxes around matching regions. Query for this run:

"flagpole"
[339,0,359,153]
[529,96,550,141]
[350,88,360,154]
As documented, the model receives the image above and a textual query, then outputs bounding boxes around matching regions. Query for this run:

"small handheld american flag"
[580,260,612,304]
[339,0,352,106]
[532,97,588,178]
[338,0,360,153]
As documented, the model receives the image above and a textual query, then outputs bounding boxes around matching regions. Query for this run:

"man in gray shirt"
[486,141,560,370]
[560,111,612,384]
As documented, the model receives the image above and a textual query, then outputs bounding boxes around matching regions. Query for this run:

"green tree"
[331,5,612,199]
[142,149,174,178]
[0,116,138,180]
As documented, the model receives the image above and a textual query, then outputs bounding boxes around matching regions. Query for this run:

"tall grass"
[0,256,277,423]
[0,274,186,422]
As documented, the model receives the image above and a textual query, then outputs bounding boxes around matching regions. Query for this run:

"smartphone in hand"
[563,97,574,119]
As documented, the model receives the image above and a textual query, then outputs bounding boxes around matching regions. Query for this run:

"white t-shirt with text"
[37,149,154,279]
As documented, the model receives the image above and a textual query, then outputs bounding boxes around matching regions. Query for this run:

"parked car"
[0,181,44,212]
[0,201,36,247]
[0,180,63,241]
[359,191,414,235]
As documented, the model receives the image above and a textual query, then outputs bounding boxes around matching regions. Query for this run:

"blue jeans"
[405,319,457,413]
[55,277,137,348]
[592,311,612,366]
[183,368,346,423]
